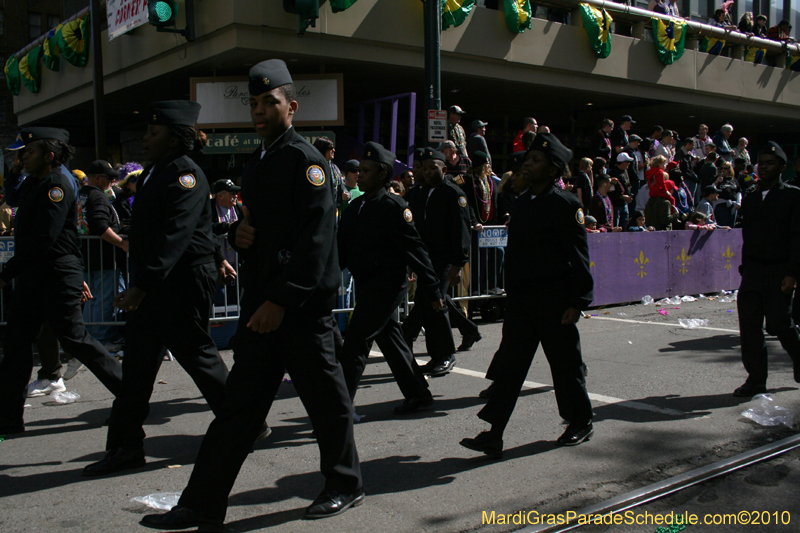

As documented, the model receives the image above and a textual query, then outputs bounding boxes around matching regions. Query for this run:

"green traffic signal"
[149,0,179,27]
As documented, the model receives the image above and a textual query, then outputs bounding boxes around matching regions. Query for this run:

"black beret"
[362,142,395,167]
[413,147,425,161]
[345,159,360,172]
[86,160,119,178]
[20,127,70,145]
[148,100,201,127]
[249,59,293,97]
[759,141,787,164]
[527,132,573,169]
[420,147,446,162]
[509,151,527,167]
[472,151,490,167]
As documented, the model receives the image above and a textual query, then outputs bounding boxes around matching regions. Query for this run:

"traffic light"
[149,0,179,27]
[283,0,319,35]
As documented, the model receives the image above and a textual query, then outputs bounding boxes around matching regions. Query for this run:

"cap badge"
[179,174,197,189]
[403,208,413,223]
[152,114,158,122]
[263,77,270,85]
[27,133,33,139]
[48,187,64,203]
[542,141,548,147]
[458,196,467,208]
[306,165,326,187]
[576,208,585,225]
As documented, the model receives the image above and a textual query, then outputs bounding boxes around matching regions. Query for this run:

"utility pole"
[423,0,441,147]
[90,0,106,159]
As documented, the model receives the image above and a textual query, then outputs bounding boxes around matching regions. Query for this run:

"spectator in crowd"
[670,172,694,220]
[584,215,604,233]
[653,129,675,160]
[698,150,720,188]
[713,124,734,162]
[668,0,680,17]
[609,152,634,228]
[539,126,551,133]
[647,0,669,15]
[592,157,608,176]
[467,119,491,163]
[714,161,742,227]
[740,163,760,196]
[496,152,527,225]
[573,158,594,208]
[610,115,634,155]
[210,179,242,237]
[647,126,663,157]
[114,164,142,235]
[386,180,405,196]
[677,137,700,203]
[512,117,537,152]
[695,185,730,228]
[0,187,12,235]
[738,12,755,34]
[709,8,734,29]
[645,188,681,231]
[733,137,751,165]
[627,210,654,232]
[339,159,363,217]
[588,174,622,232]
[447,105,468,157]
[767,19,793,41]
[754,14,769,38]
[593,119,614,162]
[693,124,712,159]
[441,140,471,182]
[646,155,676,207]
[78,160,129,352]
[313,136,345,203]
[686,211,716,230]
[521,130,536,151]
[625,134,646,196]
[399,170,414,192]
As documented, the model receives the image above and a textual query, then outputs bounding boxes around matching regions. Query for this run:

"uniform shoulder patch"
[306,165,326,187]
[403,208,413,223]
[576,208,585,225]
[48,187,64,202]
[178,174,196,189]
[458,196,467,208]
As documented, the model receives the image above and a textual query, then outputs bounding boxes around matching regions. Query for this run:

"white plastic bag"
[667,296,682,305]
[678,319,709,329]
[641,295,654,305]
[680,295,697,302]
[741,394,794,428]
[50,391,80,404]
[132,493,182,511]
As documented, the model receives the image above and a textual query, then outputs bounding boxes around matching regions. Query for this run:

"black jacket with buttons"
[405,179,470,267]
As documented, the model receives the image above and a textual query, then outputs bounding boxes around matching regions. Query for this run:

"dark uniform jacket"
[0,168,81,283]
[129,155,216,294]
[229,126,339,312]
[406,179,471,267]
[740,181,800,280]
[505,185,593,310]
[338,188,441,301]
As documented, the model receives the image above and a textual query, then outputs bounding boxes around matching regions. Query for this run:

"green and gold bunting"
[579,3,612,58]
[5,56,21,96]
[19,46,43,93]
[503,0,532,33]
[699,36,725,55]
[57,15,90,67]
[787,55,800,72]
[652,17,687,65]
[43,27,62,71]
[442,0,476,30]
[744,46,766,65]
[330,0,358,13]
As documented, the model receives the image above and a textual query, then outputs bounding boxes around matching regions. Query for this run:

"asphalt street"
[2,296,799,533]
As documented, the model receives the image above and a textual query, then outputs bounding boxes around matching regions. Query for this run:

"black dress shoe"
[460,431,503,458]
[394,395,434,415]
[478,382,495,399]
[733,382,768,397]
[426,355,456,377]
[304,488,365,519]
[556,422,594,446]
[458,332,482,352]
[82,447,145,476]
[140,505,224,532]
[0,424,24,436]
[793,359,800,384]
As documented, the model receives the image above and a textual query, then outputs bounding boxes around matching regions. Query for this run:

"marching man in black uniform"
[0,128,123,435]
[403,148,471,376]
[141,60,362,532]
[461,133,594,458]
[83,101,240,476]
[338,141,443,414]
[734,141,800,397]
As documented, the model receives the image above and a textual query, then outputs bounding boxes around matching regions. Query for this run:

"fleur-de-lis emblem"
[590,261,596,268]
[676,248,691,275]
[723,246,735,271]
[634,251,649,278]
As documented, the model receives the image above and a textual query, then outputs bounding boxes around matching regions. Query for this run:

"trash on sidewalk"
[132,492,182,511]
[50,391,80,404]
[741,394,795,428]
[678,319,709,329]
[642,295,654,305]
[680,295,697,302]
[659,309,669,316]
[352,412,364,422]
[158,380,168,385]
[719,290,738,303]
[167,465,182,469]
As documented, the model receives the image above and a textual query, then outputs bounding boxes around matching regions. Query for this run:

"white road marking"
[368,351,686,417]
[585,315,740,334]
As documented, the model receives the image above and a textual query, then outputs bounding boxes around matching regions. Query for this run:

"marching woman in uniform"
[461,133,594,458]
[84,101,243,476]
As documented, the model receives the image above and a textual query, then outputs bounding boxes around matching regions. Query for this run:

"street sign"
[478,227,507,248]
[428,110,447,143]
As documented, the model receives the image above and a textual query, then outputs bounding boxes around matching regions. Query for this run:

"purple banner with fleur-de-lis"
[587,229,743,307]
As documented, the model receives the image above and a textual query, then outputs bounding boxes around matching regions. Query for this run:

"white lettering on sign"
[478,227,508,248]
[106,0,149,41]
[0,239,15,264]
[428,110,448,143]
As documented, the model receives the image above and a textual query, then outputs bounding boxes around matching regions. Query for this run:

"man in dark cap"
[734,141,800,397]
[0,128,123,435]
[610,115,634,156]
[448,105,468,157]
[467,119,491,164]
[462,133,594,457]
[141,60,362,531]
[403,148,471,376]
[337,141,443,414]
[210,179,243,236]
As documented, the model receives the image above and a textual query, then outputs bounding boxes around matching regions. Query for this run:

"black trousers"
[178,303,361,521]
[404,290,478,339]
[0,258,122,428]
[478,296,592,434]
[738,264,800,388]
[105,263,229,451]
[402,262,457,360]
[338,278,429,402]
